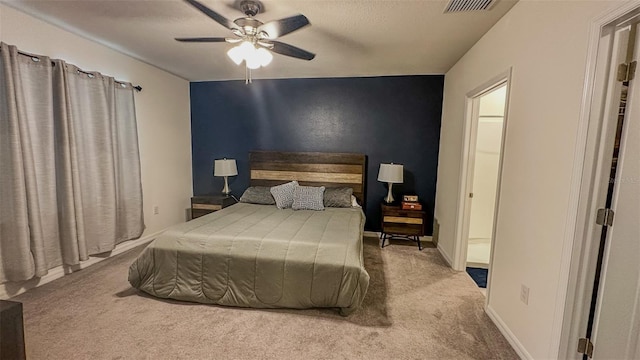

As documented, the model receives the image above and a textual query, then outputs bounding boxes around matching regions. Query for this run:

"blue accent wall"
[190,75,443,233]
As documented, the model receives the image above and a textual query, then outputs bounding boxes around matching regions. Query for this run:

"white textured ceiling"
[4,0,517,81]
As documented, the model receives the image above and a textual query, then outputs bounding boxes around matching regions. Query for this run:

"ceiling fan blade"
[258,15,310,39]
[184,0,236,30]
[175,37,229,42]
[267,41,315,61]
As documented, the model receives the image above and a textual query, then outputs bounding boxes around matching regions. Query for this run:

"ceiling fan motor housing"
[234,17,263,36]
[240,0,262,17]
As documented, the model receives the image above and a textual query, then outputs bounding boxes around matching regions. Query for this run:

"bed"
[128,151,370,315]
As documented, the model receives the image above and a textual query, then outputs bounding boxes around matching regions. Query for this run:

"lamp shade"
[377,163,403,183]
[214,158,238,177]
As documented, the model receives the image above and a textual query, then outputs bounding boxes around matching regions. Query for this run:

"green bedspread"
[128,203,369,315]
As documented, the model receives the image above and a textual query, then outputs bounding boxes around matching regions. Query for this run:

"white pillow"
[351,195,361,208]
[292,185,325,211]
[270,181,298,209]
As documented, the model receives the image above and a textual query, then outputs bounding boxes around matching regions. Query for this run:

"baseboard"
[437,243,453,267]
[0,231,161,300]
[485,304,532,360]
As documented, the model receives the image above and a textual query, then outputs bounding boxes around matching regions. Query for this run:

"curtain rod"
[11,49,143,92]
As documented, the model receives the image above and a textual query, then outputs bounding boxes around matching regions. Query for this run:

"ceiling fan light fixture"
[227,46,245,65]
[227,41,256,66]
[239,41,256,56]
[245,54,261,69]
[227,41,272,69]
[256,47,273,67]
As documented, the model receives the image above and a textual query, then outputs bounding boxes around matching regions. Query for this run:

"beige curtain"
[0,43,144,283]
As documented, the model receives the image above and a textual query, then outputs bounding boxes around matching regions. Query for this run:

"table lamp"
[214,158,238,195]
[377,163,403,204]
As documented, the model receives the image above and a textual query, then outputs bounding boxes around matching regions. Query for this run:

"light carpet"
[11,235,518,359]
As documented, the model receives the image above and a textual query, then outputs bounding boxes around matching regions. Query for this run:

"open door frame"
[451,69,512,296]
[557,2,640,358]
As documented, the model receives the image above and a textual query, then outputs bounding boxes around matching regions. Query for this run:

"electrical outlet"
[520,284,530,305]
[153,205,159,215]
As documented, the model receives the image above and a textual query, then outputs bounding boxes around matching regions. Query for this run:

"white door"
[466,86,506,268]
[590,23,640,360]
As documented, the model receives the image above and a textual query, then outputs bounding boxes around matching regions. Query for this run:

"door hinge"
[596,208,615,226]
[577,337,594,358]
[617,61,637,81]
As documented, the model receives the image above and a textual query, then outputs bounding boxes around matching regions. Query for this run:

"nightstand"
[381,202,425,250]
[191,195,236,219]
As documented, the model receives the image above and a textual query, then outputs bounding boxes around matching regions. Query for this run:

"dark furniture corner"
[190,195,236,219]
[0,300,26,360]
[380,202,426,250]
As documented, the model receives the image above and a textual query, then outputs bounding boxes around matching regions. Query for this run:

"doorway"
[578,19,640,360]
[452,72,510,294]
[559,4,640,359]
[583,21,640,360]
[466,85,507,273]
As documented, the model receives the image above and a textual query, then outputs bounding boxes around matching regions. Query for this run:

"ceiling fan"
[176,0,315,82]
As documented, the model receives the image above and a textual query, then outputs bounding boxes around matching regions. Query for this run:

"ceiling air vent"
[444,0,496,13]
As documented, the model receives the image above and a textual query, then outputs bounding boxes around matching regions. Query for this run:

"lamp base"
[384,182,395,204]
[221,176,231,195]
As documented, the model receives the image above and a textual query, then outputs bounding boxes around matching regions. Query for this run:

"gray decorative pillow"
[239,186,275,205]
[270,181,298,209]
[292,185,325,211]
[323,187,353,208]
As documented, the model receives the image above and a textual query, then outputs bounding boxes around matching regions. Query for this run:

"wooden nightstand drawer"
[192,203,222,211]
[191,195,236,219]
[383,209,424,218]
[191,196,235,206]
[383,216,423,225]
[383,224,423,236]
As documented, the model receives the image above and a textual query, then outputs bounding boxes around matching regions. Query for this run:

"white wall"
[434,1,621,358]
[0,4,192,238]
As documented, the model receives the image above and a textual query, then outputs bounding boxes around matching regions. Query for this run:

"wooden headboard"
[249,151,367,208]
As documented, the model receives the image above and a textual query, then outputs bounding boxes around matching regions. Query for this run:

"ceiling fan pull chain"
[245,64,253,84]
